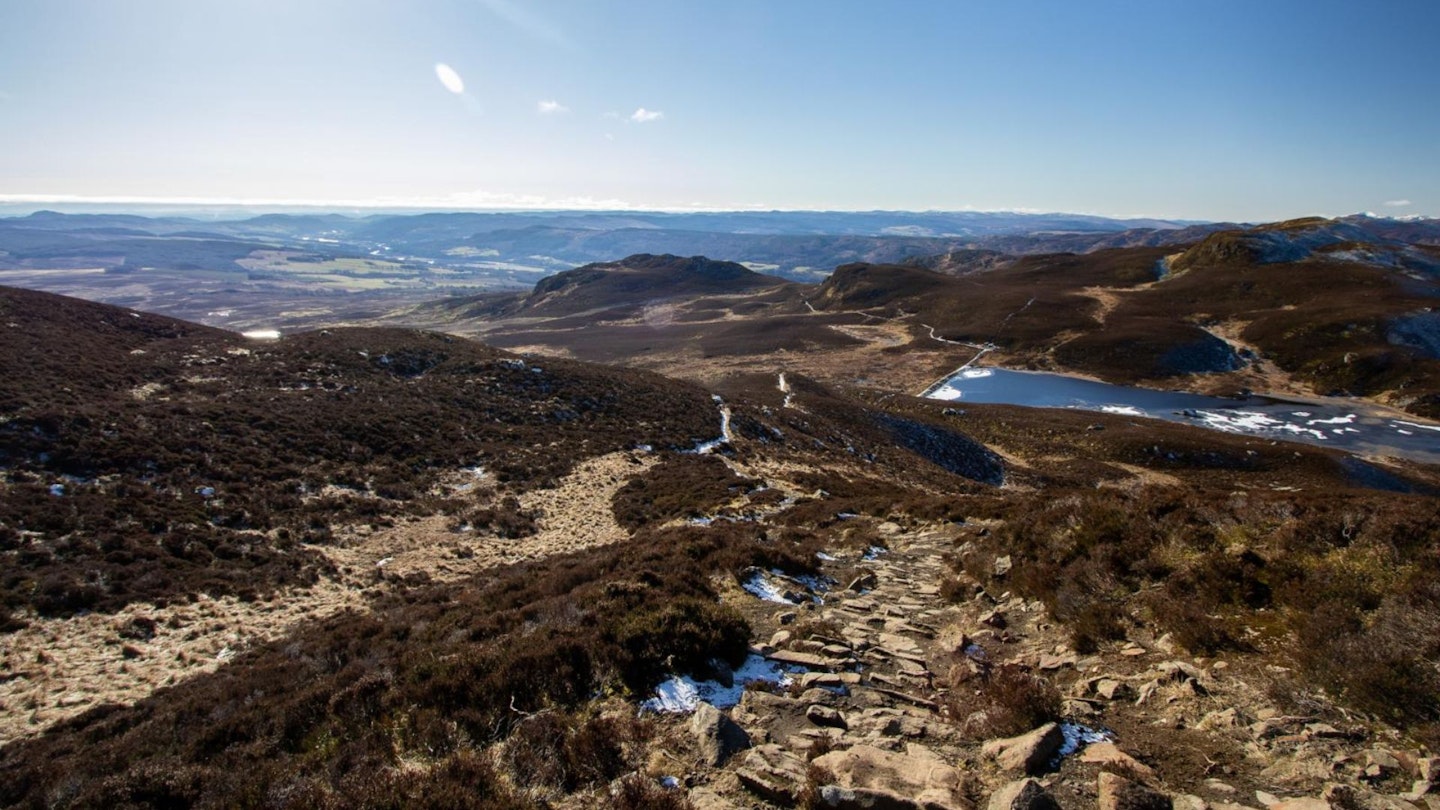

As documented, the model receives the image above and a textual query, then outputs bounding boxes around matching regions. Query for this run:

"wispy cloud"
[434,63,465,94]
[476,0,569,48]
[1384,199,1412,207]
[630,108,664,123]
[537,100,568,115]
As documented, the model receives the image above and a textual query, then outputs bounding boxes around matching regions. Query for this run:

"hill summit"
[518,253,787,315]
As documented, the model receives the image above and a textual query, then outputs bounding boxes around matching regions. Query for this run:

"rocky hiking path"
[635,519,1440,810]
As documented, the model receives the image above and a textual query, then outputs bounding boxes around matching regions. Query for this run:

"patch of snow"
[196,486,216,498]
[960,368,994,379]
[1307,414,1356,426]
[242,329,281,340]
[786,571,833,594]
[778,372,796,408]
[862,545,888,561]
[929,386,964,401]
[1193,410,1328,441]
[692,400,734,454]
[48,484,64,497]
[1054,722,1114,764]
[1292,411,1312,418]
[640,654,794,713]
[1393,420,1440,433]
[816,552,838,562]
[742,572,793,603]
[1099,405,1144,416]
[375,557,394,568]
[659,776,681,790]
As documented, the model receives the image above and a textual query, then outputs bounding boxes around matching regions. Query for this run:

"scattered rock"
[1421,757,1440,785]
[988,778,1059,810]
[1097,679,1133,701]
[980,610,1007,629]
[1037,653,1074,671]
[849,572,879,592]
[812,743,966,807]
[735,744,808,805]
[993,556,1013,577]
[982,723,1065,775]
[808,705,849,729]
[817,785,935,810]
[1270,799,1330,810]
[690,702,751,767]
[1081,742,1156,781]
[1157,661,1204,684]
[1099,771,1173,810]
[1198,708,1245,730]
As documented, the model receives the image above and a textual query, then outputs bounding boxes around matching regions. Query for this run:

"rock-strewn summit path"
[634,518,1440,810]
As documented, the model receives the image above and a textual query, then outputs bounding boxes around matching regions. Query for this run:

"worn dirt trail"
[0,451,652,745]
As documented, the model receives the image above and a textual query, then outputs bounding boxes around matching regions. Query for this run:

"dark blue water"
[927,367,1440,464]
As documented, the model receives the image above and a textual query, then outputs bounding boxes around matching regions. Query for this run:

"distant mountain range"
[0,208,1217,284]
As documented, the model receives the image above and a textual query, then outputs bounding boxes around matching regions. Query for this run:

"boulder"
[812,743,965,807]
[1096,679,1133,701]
[1081,742,1156,781]
[689,702,751,767]
[850,572,879,592]
[980,610,1008,629]
[1099,772,1173,810]
[817,785,935,810]
[982,723,1065,775]
[1270,800,1329,810]
[1422,757,1440,785]
[736,744,808,805]
[808,704,850,729]
[993,556,1013,577]
[988,778,1059,810]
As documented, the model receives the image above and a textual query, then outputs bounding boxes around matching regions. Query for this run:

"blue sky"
[1,0,1436,221]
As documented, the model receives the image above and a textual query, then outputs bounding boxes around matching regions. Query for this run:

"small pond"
[926,367,1440,464]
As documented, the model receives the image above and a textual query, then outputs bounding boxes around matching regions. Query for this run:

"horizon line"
[0,193,1431,224]
[0,193,1219,222]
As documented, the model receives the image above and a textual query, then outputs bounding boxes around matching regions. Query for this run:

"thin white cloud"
[476,0,569,47]
[1384,199,1412,207]
[630,108,664,123]
[0,191,781,213]
[434,63,465,94]
[537,100,568,115]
